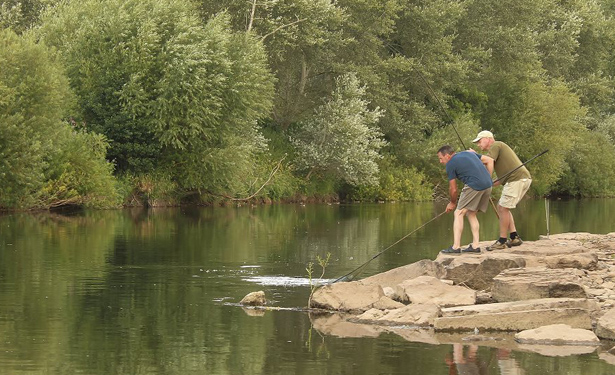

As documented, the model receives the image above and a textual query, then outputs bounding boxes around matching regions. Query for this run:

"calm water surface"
[0,199,614,374]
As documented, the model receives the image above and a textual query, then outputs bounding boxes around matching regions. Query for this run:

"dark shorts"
[458,185,492,213]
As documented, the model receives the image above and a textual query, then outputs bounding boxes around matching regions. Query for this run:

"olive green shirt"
[488,141,531,184]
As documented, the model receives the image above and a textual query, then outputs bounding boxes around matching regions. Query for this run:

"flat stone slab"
[360,259,444,289]
[395,276,476,307]
[515,324,600,345]
[492,267,587,302]
[434,298,597,332]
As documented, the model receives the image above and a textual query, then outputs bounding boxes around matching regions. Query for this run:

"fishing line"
[330,210,447,284]
[492,149,549,184]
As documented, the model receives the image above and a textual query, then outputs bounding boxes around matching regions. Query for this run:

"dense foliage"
[0,29,117,209]
[2,0,615,209]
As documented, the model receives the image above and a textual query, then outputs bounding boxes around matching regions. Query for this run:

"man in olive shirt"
[473,131,531,250]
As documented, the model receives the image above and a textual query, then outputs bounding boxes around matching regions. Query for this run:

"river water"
[0,199,614,374]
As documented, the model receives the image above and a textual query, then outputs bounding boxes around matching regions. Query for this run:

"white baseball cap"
[472,130,494,143]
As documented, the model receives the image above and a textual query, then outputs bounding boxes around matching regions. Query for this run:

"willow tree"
[290,73,385,186]
[37,0,275,199]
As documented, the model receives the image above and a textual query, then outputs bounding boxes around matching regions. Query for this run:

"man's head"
[437,145,455,165]
[472,130,495,151]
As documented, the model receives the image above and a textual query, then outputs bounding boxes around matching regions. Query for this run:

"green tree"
[0,0,54,33]
[0,28,71,209]
[290,73,385,186]
[0,29,117,209]
[37,0,275,198]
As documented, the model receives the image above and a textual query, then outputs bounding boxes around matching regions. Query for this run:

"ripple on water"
[242,276,333,287]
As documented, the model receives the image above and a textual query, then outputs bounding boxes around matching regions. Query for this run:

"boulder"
[492,267,587,302]
[395,276,476,307]
[435,253,526,291]
[595,308,615,340]
[352,304,440,327]
[434,298,597,332]
[310,281,403,312]
[239,291,266,306]
[361,259,444,289]
[515,324,600,345]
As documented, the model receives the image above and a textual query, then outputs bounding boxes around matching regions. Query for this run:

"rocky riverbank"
[307,233,615,358]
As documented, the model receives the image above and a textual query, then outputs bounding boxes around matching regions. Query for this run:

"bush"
[0,29,119,209]
[345,156,433,202]
[118,172,179,207]
[39,127,120,209]
[554,130,615,197]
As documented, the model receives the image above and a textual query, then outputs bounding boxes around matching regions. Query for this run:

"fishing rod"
[415,71,467,149]
[414,68,500,217]
[330,210,447,284]
[493,149,549,184]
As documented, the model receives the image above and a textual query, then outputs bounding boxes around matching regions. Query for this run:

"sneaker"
[441,246,461,254]
[486,240,509,251]
[507,237,523,247]
[462,244,481,253]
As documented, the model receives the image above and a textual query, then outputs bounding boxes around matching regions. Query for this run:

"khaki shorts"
[499,179,531,209]
[458,185,492,213]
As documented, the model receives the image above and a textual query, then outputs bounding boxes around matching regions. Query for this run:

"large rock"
[395,276,476,307]
[435,253,526,291]
[515,324,600,345]
[360,259,444,289]
[492,267,587,302]
[310,281,404,312]
[595,308,615,340]
[434,298,597,332]
[352,304,440,327]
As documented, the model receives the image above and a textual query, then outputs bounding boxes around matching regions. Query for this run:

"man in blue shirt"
[437,145,493,254]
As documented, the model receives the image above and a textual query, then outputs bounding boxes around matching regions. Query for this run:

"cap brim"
[472,137,481,143]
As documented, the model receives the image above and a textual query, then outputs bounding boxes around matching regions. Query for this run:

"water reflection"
[445,344,489,375]
[0,200,614,374]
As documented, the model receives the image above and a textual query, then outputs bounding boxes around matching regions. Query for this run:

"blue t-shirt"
[446,151,492,191]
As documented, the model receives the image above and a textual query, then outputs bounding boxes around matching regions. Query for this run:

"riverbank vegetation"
[2,0,615,209]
